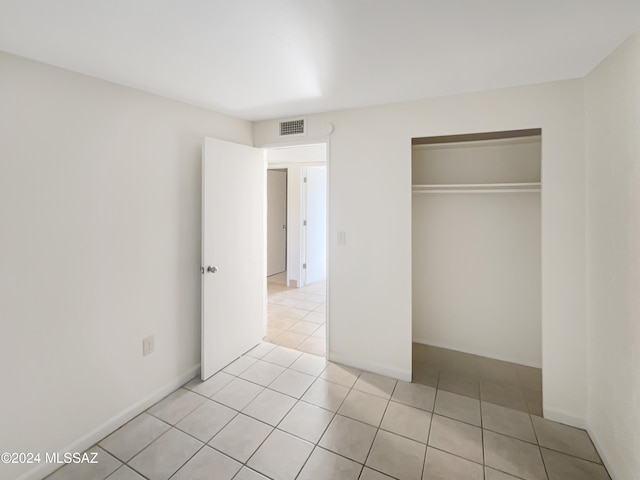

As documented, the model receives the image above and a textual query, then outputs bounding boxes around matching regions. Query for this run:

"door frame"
[264,139,331,360]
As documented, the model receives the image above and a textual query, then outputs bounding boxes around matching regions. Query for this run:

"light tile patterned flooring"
[45,344,611,480]
[265,274,326,357]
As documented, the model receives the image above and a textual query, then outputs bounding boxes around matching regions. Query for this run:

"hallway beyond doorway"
[266,274,326,357]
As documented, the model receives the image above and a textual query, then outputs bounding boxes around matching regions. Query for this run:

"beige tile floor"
[412,343,543,416]
[45,343,610,480]
[265,273,326,357]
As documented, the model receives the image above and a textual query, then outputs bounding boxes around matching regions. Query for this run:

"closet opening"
[411,128,543,415]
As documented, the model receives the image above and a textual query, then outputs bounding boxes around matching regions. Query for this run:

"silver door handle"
[207,266,218,273]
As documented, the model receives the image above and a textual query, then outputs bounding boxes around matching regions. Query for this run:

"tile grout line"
[478,379,486,480]
[425,445,487,470]
[313,368,363,463]
[118,347,304,480]
[164,440,211,480]
[129,396,245,480]
[291,363,366,479]
[357,379,398,479]
[526,408,551,480]
[126,427,189,480]
[104,463,151,480]
[225,352,360,480]
[422,384,437,479]
[311,369,410,479]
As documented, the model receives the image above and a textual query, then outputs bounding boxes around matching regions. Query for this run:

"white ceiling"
[1,1,639,121]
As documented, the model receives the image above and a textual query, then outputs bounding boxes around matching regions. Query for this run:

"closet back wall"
[412,139,542,367]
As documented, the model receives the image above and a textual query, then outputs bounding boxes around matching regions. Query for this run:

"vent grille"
[279,119,305,136]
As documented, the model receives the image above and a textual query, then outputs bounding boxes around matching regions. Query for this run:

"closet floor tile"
[541,448,611,480]
[391,381,436,411]
[433,390,481,426]
[481,402,537,443]
[483,430,546,480]
[437,371,480,400]
[531,415,601,462]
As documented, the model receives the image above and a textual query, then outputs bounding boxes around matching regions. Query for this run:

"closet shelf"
[412,182,541,194]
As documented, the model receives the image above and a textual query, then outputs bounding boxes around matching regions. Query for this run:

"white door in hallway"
[201,137,265,380]
[304,166,327,284]
[267,170,287,276]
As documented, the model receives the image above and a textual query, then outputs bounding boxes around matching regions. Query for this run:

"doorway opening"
[264,144,328,357]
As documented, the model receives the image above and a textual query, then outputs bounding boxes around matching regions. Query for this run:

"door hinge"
[303,263,307,269]
[303,220,307,226]
[303,177,307,183]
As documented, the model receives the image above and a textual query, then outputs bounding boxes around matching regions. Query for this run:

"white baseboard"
[329,351,411,382]
[586,426,619,480]
[18,364,201,480]
[542,406,587,429]
[412,338,542,368]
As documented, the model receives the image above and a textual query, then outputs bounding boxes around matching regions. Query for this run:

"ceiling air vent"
[279,118,305,136]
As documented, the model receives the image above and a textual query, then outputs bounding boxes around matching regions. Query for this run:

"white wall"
[267,143,326,165]
[0,52,252,480]
[413,193,541,366]
[585,31,640,480]
[254,79,587,423]
[304,166,327,284]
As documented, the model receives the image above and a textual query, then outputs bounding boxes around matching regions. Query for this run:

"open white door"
[201,137,265,380]
[266,170,287,276]
[304,166,327,284]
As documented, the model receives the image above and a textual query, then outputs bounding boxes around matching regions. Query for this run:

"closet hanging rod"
[412,189,541,194]
[412,182,541,194]
[413,182,540,188]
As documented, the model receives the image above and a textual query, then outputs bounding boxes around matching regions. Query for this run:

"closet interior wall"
[412,135,542,367]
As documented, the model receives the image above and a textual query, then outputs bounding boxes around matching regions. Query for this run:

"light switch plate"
[143,335,155,356]
[337,231,346,246]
